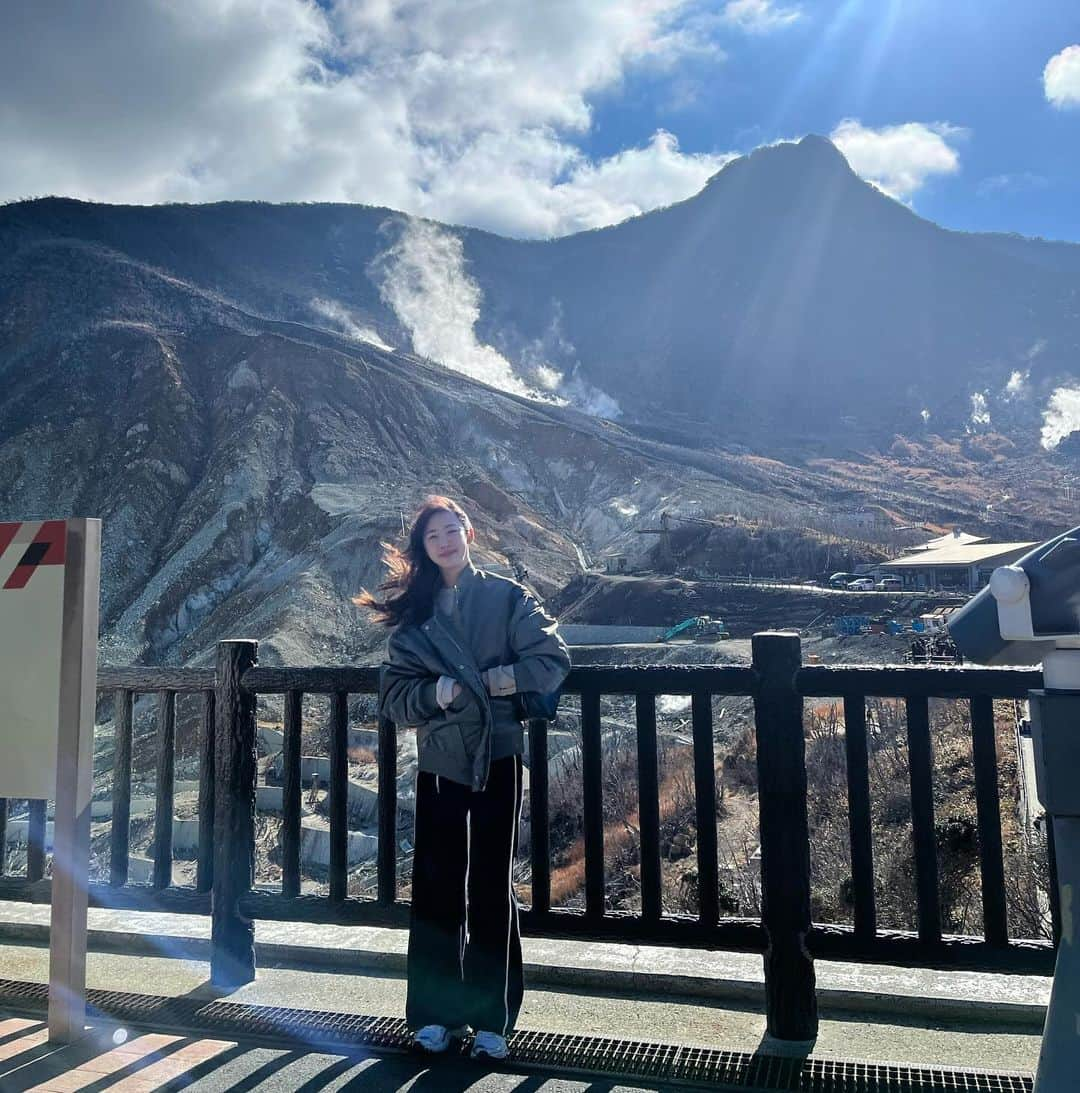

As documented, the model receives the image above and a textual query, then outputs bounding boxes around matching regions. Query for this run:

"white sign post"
[0,518,100,1042]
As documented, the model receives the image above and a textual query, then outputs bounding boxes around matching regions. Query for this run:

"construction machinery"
[660,616,732,642]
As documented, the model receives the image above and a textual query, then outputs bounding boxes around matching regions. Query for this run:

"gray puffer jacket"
[381,564,571,791]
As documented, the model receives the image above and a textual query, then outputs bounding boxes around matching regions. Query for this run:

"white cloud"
[829,119,964,201]
[422,129,735,238]
[0,0,730,238]
[721,0,802,33]
[1044,45,1080,108]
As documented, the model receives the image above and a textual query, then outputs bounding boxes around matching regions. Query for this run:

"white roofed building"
[901,529,989,554]
[880,541,1036,593]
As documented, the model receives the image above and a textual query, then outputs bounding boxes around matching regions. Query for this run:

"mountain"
[469,135,1080,444]
[6,136,1080,448]
[2,136,1079,668]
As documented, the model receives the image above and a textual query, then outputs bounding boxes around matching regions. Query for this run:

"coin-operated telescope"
[948,526,1080,1093]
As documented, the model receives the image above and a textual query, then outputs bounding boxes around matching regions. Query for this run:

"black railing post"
[581,688,606,920]
[377,709,398,907]
[970,696,1007,946]
[752,631,818,1042]
[27,800,46,882]
[152,690,176,890]
[905,697,942,944]
[110,690,133,887]
[636,693,662,924]
[842,695,876,942]
[527,717,551,917]
[196,689,216,893]
[211,639,258,988]
[329,692,349,902]
[691,690,719,927]
[282,690,303,898]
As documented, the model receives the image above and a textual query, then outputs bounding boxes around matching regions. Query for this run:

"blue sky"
[588,0,1080,240]
[1,0,1078,241]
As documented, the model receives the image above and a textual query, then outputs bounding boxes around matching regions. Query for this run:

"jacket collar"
[441,560,479,593]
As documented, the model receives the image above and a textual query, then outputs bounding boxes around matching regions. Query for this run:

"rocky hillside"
[0,247,850,665]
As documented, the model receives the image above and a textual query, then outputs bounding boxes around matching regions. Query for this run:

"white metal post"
[47,518,101,1042]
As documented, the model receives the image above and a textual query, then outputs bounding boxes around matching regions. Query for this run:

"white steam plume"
[310,298,394,351]
[372,218,620,417]
[968,391,990,430]
[519,305,622,418]
[1004,369,1028,398]
[373,220,544,398]
[1042,386,1080,449]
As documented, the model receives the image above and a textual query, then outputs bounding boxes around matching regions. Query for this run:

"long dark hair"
[354,495,472,628]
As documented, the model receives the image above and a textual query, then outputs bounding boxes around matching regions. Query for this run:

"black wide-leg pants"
[406,755,524,1035]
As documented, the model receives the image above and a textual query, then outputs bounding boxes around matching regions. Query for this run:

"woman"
[357,496,570,1059]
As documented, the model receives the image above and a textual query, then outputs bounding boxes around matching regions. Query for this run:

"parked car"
[875,577,903,592]
[847,578,876,591]
[828,572,857,587]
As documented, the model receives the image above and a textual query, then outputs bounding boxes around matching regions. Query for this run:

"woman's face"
[421,509,471,576]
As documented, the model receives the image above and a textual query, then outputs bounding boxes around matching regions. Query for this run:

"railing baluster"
[197,689,216,893]
[27,799,46,881]
[691,690,719,927]
[0,798,6,876]
[636,693,661,924]
[153,690,176,890]
[528,717,551,917]
[581,688,605,919]
[110,689,133,887]
[282,690,303,898]
[905,696,941,944]
[329,691,348,902]
[377,710,397,906]
[970,696,1007,945]
[842,695,876,942]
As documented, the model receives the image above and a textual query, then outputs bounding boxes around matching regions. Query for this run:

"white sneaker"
[413,1024,451,1053]
[470,1030,508,1060]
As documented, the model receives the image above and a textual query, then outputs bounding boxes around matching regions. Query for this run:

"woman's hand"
[436,675,467,710]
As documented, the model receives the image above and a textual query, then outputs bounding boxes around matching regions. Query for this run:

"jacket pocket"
[419,712,482,766]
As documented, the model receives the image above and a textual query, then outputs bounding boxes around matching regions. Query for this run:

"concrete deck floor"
[0,900,1047,1089]
[0,1014,688,1092]
[0,939,1043,1079]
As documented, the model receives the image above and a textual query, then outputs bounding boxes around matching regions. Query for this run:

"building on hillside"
[836,508,886,533]
[879,540,1036,593]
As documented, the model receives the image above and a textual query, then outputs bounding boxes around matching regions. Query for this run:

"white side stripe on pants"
[502,759,519,1035]
[460,811,472,980]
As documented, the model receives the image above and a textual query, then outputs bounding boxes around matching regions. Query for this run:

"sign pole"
[47,518,100,1042]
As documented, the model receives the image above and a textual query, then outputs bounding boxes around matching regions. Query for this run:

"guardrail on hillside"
[0,635,1054,1042]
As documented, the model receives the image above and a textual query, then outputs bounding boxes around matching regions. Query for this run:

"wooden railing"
[0,634,1054,1042]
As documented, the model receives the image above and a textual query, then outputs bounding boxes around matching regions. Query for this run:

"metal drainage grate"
[0,979,1032,1092]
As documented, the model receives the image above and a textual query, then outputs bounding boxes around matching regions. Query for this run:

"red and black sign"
[0,520,67,590]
